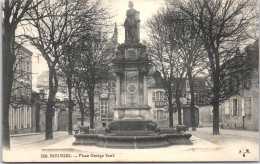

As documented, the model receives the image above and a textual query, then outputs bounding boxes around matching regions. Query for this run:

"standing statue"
[124,1,139,42]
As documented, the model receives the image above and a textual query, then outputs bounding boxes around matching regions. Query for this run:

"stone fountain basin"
[73,133,192,149]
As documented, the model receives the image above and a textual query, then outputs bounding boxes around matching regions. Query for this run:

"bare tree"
[58,0,112,131]
[59,44,78,135]
[146,8,187,127]
[75,28,113,129]
[74,75,88,126]
[175,0,258,134]
[24,0,78,139]
[162,4,206,130]
[2,0,42,150]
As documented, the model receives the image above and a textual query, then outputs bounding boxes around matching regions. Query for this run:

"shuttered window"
[245,97,251,115]
[224,101,230,115]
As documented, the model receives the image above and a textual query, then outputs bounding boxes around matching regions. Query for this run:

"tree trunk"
[187,69,196,131]
[2,28,16,150]
[212,101,220,135]
[168,88,173,128]
[67,77,73,135]
[79,103,85,126]
[212,73,220,135]
[77,85,85,126]
[175,94,182,125]
[45,100,54,140]
[88,89,95,129]
[45,69,55,140]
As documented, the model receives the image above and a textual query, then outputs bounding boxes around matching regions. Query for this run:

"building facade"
[219,40,259,131]
[9,45,33,134]
[36,70,78,132]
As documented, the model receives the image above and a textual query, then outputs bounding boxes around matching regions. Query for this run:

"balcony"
[154,101,166,108]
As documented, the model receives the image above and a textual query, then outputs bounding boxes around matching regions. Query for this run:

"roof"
[224,39,259,74]
[15,42,33,56]
[148,70,164,88]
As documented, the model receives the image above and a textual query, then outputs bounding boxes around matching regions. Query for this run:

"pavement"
[2,128,259,162]
[188,127,259,145]
[9,131,73,150]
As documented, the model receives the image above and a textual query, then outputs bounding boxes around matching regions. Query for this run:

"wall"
[199,105,213,127]
[220,67,259,131]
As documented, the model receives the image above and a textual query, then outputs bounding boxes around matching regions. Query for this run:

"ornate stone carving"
[127,83,137,94]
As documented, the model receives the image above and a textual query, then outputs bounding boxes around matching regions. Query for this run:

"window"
[100,101,108,114]
[14,108,17,129]
[195,94,203,103]
[244,73,251,89]
[197,94,204,104]
[108,81,115,93]
[153,91,165,107]
[229,76,239,93]
[244,97,251,115]
[156,91,164,101]
[153,110,156,119]
[27,107,31,128]
[152,92,155,101]
[186,80,190,88]
[94,115,98,122]
[164,92,167,101]
[224,101,230,115]
[26,61,30,72]
[157,110,163,120]
[152,91,165,101]
[21,107,24,128]
[153,109,167,120]
[232,99,238,116]
[18,107,21,129]
[233,76,239,91]
[163,110,167,119]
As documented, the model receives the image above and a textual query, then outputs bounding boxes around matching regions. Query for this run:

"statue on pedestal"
[124,1,140,43]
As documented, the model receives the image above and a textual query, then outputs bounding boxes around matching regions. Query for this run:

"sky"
[30,0,164,91]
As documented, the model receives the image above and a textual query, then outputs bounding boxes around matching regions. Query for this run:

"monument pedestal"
[113,105,152,120]
[113,42,151,122]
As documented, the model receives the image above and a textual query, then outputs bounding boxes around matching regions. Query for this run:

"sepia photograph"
[2,0,259,162]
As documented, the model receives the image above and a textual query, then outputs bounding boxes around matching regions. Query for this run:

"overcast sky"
[31,0,164,91]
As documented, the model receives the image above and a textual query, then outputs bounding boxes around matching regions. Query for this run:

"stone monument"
[73,2,192,148]
[113,1,151,124]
